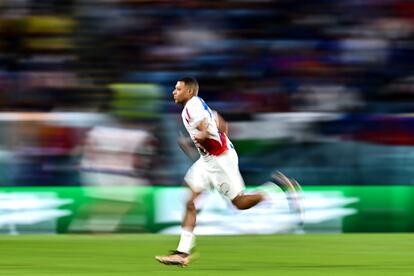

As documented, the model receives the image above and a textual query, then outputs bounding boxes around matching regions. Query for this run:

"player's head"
[173,77,199,105]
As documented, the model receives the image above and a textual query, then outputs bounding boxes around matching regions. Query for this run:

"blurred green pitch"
[0,234,412,275]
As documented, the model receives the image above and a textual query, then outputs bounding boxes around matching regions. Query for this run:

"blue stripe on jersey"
[196,96,212,118]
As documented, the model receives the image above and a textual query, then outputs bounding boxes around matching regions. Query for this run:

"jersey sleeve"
[185,99,207,126]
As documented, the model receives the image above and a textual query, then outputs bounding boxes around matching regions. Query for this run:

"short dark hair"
[178,77,199,96]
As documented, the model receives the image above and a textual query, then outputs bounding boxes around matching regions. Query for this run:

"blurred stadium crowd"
[0,0,414,187]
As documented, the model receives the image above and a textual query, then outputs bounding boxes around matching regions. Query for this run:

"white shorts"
[184,149,245,200]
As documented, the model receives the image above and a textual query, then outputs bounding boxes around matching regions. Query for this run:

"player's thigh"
[184,159,210,193]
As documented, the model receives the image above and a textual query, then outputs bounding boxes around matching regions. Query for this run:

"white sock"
[176,228,195,254]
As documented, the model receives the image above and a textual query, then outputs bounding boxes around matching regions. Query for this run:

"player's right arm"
[194,111,228,145]
[178,132,198,161]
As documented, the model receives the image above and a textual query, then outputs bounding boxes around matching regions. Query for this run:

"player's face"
[172,81,192,105]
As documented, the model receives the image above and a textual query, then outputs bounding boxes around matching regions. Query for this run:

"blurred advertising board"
[0,186,413,234]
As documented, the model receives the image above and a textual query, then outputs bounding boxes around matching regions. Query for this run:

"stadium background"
[0,0,414,235]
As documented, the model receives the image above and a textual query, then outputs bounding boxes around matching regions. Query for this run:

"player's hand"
[194,132,208,144]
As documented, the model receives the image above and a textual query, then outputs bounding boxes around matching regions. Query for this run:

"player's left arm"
[213,111,228,135]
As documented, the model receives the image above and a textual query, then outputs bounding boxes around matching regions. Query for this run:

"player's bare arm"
[194,111,227,145]
[178,132,198,161]
[194,118,209,144]
[214,111,228,135]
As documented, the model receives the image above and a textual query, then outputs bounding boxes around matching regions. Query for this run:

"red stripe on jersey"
[185,108,191,119]
[184,108,191,124]
[199,132,228,156]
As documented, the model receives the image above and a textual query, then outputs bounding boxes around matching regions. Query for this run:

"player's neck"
[182,95,195,106]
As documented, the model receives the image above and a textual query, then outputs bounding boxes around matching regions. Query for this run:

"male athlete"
[155,77,302,267]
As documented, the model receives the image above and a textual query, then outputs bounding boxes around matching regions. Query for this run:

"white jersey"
[182,96,232,158]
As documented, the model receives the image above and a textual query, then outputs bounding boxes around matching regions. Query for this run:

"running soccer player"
[155,77,302,267]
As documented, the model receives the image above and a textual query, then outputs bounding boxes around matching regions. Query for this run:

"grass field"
[0,233,413,275]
